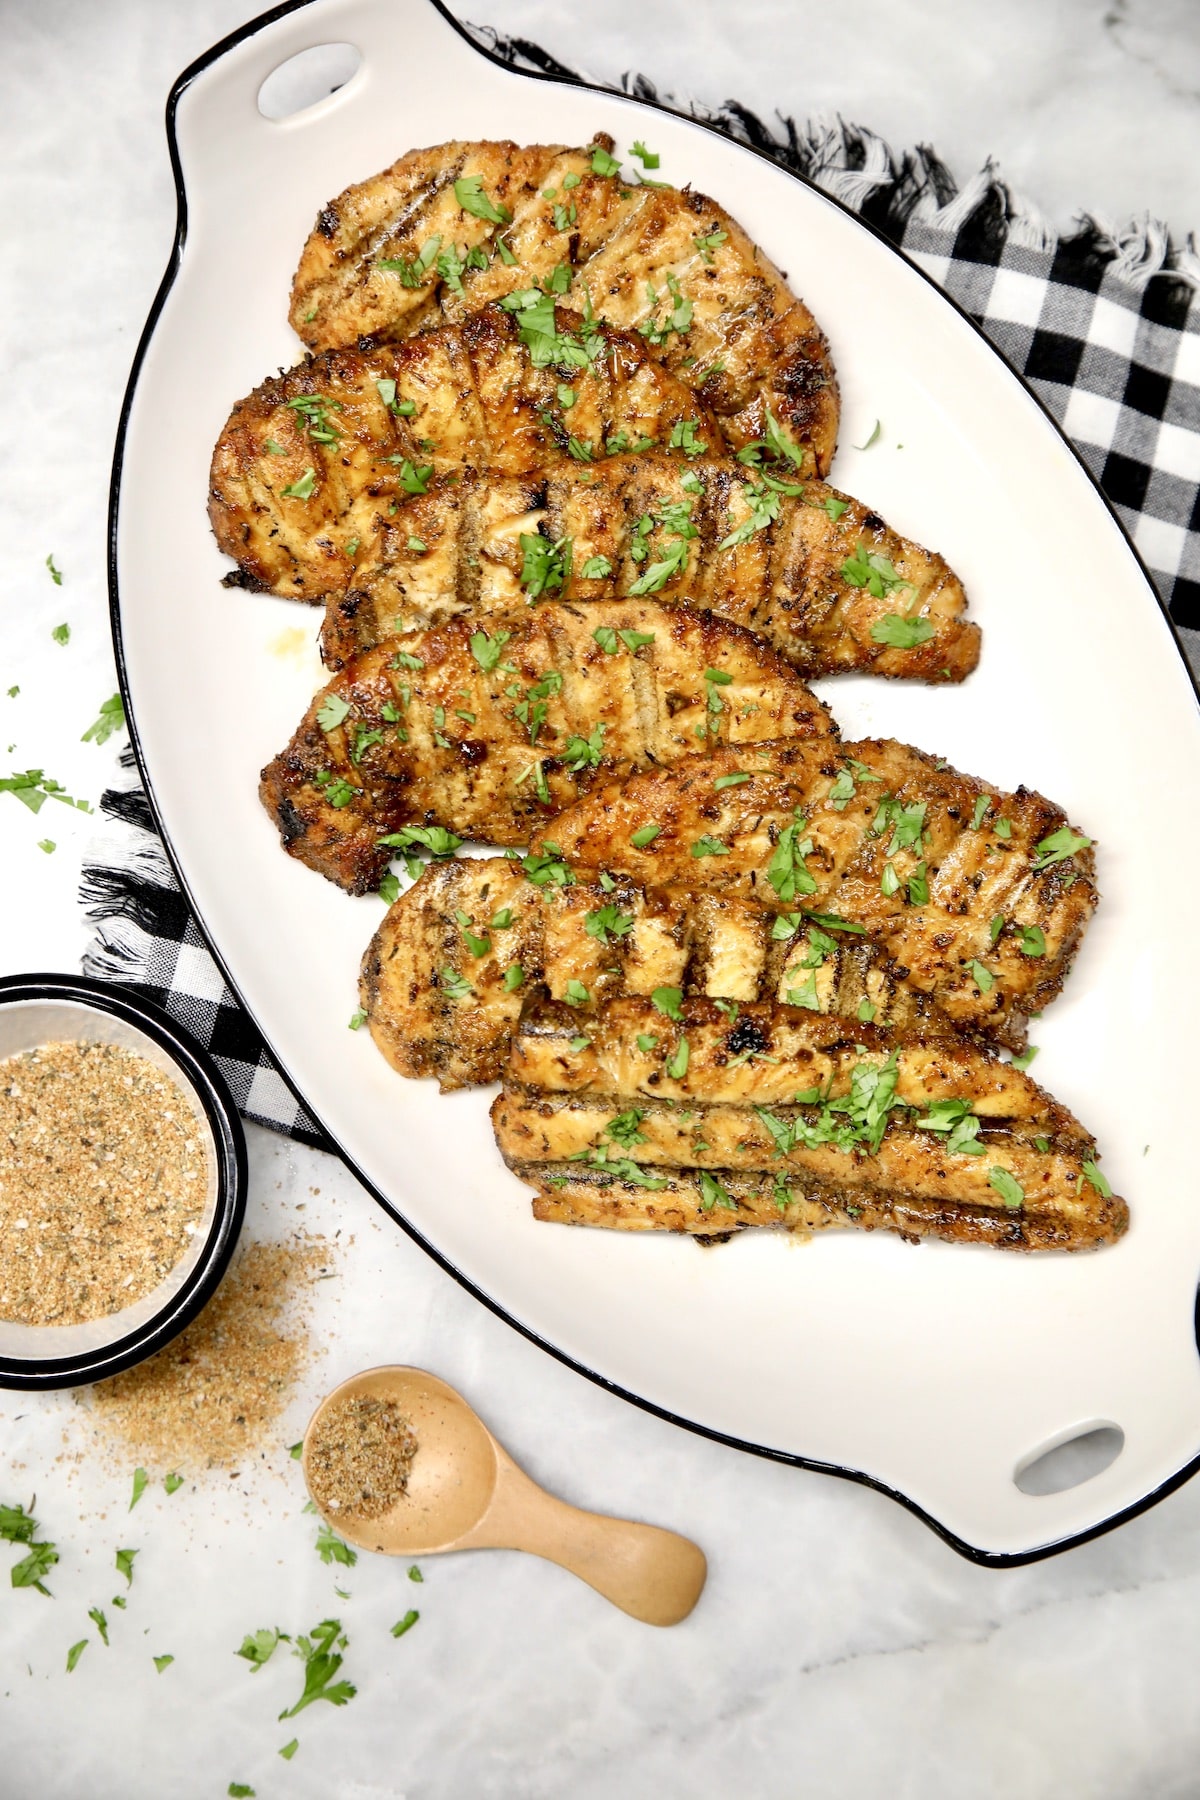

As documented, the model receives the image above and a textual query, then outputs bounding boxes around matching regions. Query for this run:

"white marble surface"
[3,2,1200,1795]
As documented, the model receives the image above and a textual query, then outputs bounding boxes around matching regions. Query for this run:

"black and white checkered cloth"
[82,32,1200,1149]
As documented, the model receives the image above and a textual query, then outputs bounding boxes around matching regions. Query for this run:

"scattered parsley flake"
[66,1640,88,1673]
[1031,826,1092,871]
[153,1654,174,1674]
[46,554,63,585]
[81,693,126,746]
[115,1548,138,1587]
[1018,925,1047,957]
[693,229,727,263]
[316,692,350,732]
[503,964,524,992]
[854,420,882,450]
[51,622,70,646]
[666,1037,690,1080]
[1011,1045,1039,1071]
[391,1610,420,1639]
[871,612,934,649]
[280,467,317,500]
[630,823,661,849]
[988,1167,1024,1209]
[129,1468,148,1510]
[453,174,511,224]
[164,1472,183,1496]
[969,959,996,994]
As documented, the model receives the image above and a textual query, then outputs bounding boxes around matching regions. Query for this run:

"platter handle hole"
[257,44,363,122]
[1013,1424,1124,1497]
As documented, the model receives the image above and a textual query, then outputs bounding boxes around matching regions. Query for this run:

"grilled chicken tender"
[362,856,968,1091]
[492,998,1128,1252]
[321,453,978,681]
[547,738,1097,1042]
[290,138,839,473]
[260,602,835,894]
[209,303,722,601]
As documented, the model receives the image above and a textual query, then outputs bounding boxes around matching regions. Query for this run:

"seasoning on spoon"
[306,1394,418,1521]
[0,1041,208,1326]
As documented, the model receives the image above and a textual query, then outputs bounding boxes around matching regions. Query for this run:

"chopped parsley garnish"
[693,229,727,263]
[872,795,927,855]
[316,692,350,732]
[568,1034,591,1053]
[470,627,513,673]
[854,420,882,450]
[378,235,441,285]
[717,479,794,550]
[454,909,491,958]
[280,467,317,500]
[46,553,63,585]
[636,1033,658,1053]
[519,532,572,601]
[1031,826,1092,871]
[651,987,683,1021]
[285,393,343,443]
[228,1786,256,1797]
[66,1640,88,1673]
[767,817,817,902]
[988,1167,1024,1209]
[392,459,431,494]
[562,722,606,771]
[690,835,728,858]
[627,497,698,595]
[51,622,69,646]
[1,1502,58,1596]
[871,612,934,648]
[1018,925,1047,957]
[314,770,359,809]
[714,772,751,790]
[785,973,820,1010]
[0,769,91,816]
[1082,1159,1113,1198]
[391,648,425,671]
[969,959,995,993]
[315,1524,357,1568]
[631,140,660,168]
[582,557,614,581]
[908,861,929,905]
[279,1741,299,1761]
[841,542,910,600]
[630,824,661,849]
[378,872,401,905]
[438,966,474,1003]
[880,862,900,898]
[115,1547,138,1587]
[969,794,991,830]
[564,979,591,1007]
[755,1049,906,1159]
[503,964,524,992]
[916,1097,985,1157]
[129,1467,148,1510]
[500,288,598,370]
[82,693,126,746]
[589,144,621,176]
[453,174,511,224]
[698,1171,736,1212]
[1011,1045,1039,1071]
[666,1037,690,1080]
[164,1472,183,1495]
[638,273,693,346]
[585,903,634,943]
[377,824,462,858]
[237,1628,287,1672]
[391,1610,420,1639]
[857,999,876,1022]
[279,1619,357,1720]
[989,913,1005,944]
[668,418,708,458]
[508,842,575,887]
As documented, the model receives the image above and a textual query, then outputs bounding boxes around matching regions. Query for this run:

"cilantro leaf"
[1031,827,1093,871]
[315,1524,357,1568]
[129,1467,148,1511]
[453,174,511,224]
[46,553,63,586]
[237,1628,287,1672]
[988,1167,1024,1209]
[280,467,316,500]
[279,1619,357,1721]
[316,692,350,732]
[630,824,661,849]
[81,693,126,746]
[870,613,934,649]
[66,1640,88,1673]
[391,1610,420,1638]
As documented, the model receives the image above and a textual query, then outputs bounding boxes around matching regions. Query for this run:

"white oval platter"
[110,0,1200,1561]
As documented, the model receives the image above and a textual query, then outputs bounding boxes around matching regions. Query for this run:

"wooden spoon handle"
[469,1450,706,1626]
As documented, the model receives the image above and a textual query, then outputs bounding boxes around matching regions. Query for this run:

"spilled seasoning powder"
[307,1396,418,1520]
[0,1041,208,1326]
[78,1235,331,1471]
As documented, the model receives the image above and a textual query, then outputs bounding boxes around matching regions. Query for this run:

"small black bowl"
[0,973,247,1389]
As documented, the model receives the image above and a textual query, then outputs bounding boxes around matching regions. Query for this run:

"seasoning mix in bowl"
[0,974,246,1388]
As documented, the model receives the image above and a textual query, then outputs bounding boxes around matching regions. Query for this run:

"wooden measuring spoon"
[301,1366,706,1626]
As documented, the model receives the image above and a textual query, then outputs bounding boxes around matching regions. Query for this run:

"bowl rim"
[0,972,247,1389]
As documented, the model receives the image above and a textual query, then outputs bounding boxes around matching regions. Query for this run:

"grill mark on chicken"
[545,738,1097,1039]
[318,453,978,681]
[260,603,837,894]
[288,139,840,473]
[360,857,969,1090]
[208,304,722,600]
[490,998,1127,1252]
